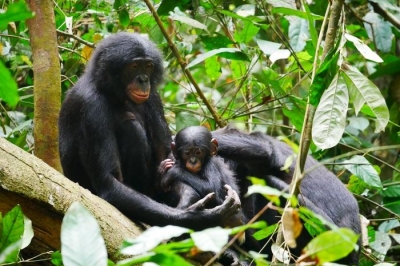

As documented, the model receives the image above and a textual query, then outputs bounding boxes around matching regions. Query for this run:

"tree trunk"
[26,0,61,171]
[0,137,142,262]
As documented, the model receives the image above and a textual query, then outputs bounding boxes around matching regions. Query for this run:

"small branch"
[370,1,400,30]
[142,0,225,127]
[56,29,95,48]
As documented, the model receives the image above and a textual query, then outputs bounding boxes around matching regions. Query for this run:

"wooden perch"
[0,137,143,262]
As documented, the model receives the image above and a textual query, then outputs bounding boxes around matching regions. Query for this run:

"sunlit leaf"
[302,228,359,264]
[121,225,190,255]
[370,231,391,260]
[312,73,349,149]
[61,202,107,266]
[190,227,229,253]
[253,224,278,241]
[256,39,282,55]
[345,33,383,63]
[342,64,389,132]
[20,216,33,249]
[205,56,221,81]
[342,155,382,189]
[234,20,259,43]
[169,11,207,30]
[187,48,240,69]
[0,205,24,263]
[378,220,400,233]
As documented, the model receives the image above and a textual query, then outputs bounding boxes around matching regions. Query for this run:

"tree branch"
[142,0,225,127]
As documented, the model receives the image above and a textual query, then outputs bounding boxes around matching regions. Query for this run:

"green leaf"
[118,9,130,28]
[381,185,400,197]
[303,228,359,263]
[120,225,190,255]
[61,202,108,266]
[0,240,22,264]
[117,252,192,266]
[363,12,392,53]
[0,60,19,108]
[51,251,63,266]
[169,11,207,30]
[378,220,400,233]
[303,3,318,49]
[369,58,400,79]
[342,65,389,132]
[190,227,229,253]
[289,18,310,52]
[200,35,235,50]
[345,33,383,63]
[0,2,34,30]
[271,7,324,21]
[252,224,278,241]
[342,155,382,188]
[256,39,282,55]
[157,0,191,16]
[186,48,241,69]
[0,205,24,262]
[312,73,349,149]
[234,20,259,44]
[204,56,221,81]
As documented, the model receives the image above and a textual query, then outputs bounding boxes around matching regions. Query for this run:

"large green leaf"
[342,155,382,189]
[0,60,19,108]
[342,65,389,132]
[0,205,24,263]
[186,48,241,69]
[303,228,359,264]
[61,202,108,266]
[312,73,349,150]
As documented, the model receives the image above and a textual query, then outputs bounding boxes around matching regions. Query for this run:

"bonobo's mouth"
[128,90,149,104]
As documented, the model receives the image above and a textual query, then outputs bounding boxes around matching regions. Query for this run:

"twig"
[142,0,225,127]
[56,29,95,48]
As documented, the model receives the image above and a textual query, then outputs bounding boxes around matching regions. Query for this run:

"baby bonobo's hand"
[186,192,216,211]
[158,158,174,175]
[206,185,241,225]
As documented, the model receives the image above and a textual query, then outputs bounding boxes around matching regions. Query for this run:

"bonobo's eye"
[131,63,138,69]
[184,150,190,156]
[146,62,154,70]
[195,148,202,156]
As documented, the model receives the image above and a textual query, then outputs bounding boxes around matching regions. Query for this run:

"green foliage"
[0,205,33,264]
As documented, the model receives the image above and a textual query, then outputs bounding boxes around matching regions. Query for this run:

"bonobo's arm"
[79,106,240,230]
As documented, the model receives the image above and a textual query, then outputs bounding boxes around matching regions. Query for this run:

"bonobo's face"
[180,146,207,173]
[124,58,154,104]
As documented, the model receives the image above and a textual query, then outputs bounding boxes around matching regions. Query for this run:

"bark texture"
[0,137,142,262]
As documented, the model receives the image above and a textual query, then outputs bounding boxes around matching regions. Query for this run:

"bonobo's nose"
[138,75,149,82]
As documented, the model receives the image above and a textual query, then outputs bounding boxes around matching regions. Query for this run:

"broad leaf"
[20,216,33,249]
[289,18,310,52]
[157,0,190,16]
[370,231,391,260]
[256,39,282,55]
[342,155,382,189]
[61,202,107,266]
[312,73,349,149]
[186,48,240,69]
[0,205,24,260]
[118,9,130,28]
[342,65,389,132]
[191,227,229,253]
[345,33,383,63]
[0,1,34,30]
[271,7,324,21]
[234,20,259,44]
[303,228,359,264]
[0,60,19,107]
[169,10,207,30]
[121,225,190,255]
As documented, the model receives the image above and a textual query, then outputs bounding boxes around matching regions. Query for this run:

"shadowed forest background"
[0,0,400,265]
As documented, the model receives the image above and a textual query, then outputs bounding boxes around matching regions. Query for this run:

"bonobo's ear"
[171,142,178,159]
[210,138,218,156]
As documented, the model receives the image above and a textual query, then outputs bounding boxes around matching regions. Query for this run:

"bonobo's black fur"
[58,33,240,230]
[212,126,361,264]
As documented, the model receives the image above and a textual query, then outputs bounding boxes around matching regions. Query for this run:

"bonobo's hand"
[187,192,216,211]
[208,185,241,225]
[158,158,174,175]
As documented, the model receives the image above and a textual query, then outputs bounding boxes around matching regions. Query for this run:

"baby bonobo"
[160,126,245,230]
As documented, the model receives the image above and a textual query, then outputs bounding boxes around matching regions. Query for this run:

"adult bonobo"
[211,126,361,264]
[58,33,240,229]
